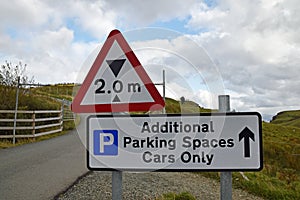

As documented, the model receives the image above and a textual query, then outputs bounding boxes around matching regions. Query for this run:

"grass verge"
[201,170,300,200]
[156,192,196,200]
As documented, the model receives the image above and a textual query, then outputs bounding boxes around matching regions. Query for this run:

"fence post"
[60,100,64,131]
[218,95,232,200]
[32,111,36,138]
[13,77,20,144]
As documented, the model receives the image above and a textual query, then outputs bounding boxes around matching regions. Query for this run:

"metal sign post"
[154,70,166,114]
[112,171,122,200]
[112,112,124,200]
[219,95,232,200]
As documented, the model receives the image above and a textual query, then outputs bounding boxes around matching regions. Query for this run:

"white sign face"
[87,113,262,171]
[81,41,154,105]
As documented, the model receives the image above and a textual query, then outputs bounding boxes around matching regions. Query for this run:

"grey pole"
[112,171,122,200]
[12,77,20,145]
[218,95,232,200]
[111,111,123,200]
[154,70,166,114]
[218,95,230,113]
[162,69,166,114]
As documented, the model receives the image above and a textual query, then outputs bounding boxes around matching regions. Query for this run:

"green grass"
[0,85,61,110]
[165,97,212,114]
[263,122,300,170]
[156,192,196,200]
[271,110,300,129]
[202,121,300,200]
[31,83,75,101]
[233,171,300,200]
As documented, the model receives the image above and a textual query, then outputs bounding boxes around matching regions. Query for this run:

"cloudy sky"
[0,0,299,120]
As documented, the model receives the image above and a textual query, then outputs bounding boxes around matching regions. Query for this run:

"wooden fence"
[0,109,73,139]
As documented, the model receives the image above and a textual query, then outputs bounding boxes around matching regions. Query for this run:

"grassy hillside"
[243,122,300,199]
[0,85,61,110]
[165,97,213,113]
[270,110,300,128]
[0,84,76,147]
[32,83,74,101]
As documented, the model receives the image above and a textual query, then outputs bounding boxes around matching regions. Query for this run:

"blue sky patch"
[5,27,19,39]
[150,18,198,35]
[66,18,97,42]
[204,0,218,8]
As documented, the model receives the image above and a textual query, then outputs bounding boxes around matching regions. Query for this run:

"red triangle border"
[71,29,165,113]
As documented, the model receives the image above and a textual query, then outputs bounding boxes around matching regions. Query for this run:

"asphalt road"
[0,119,88,200]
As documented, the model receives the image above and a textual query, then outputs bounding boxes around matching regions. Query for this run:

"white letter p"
[100,133,114,153]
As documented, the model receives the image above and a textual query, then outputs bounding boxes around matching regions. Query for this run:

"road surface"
[0,118,88,200]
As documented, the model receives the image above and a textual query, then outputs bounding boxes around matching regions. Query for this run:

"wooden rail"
[0,109,70,139]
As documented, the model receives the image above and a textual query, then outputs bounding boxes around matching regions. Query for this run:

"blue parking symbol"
[93,130,118,155]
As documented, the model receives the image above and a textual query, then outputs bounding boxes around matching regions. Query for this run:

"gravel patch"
[56,171,264,200]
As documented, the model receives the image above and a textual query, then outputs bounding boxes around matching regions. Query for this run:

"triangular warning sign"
[71,29,165,113]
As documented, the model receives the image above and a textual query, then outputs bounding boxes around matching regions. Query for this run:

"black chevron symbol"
[106,59,126,77]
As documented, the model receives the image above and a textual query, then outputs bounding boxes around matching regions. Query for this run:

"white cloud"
[184,0,300,118]
[0,0,116,83]
[0,0,299,119]
[105,0,196,26]
[0,0,51,30]
[65,0,117,39]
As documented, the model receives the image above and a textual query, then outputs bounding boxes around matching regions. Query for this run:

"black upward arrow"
[238,127,255,158]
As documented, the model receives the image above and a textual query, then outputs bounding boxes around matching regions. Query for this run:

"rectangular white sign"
[87,113,262,171]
